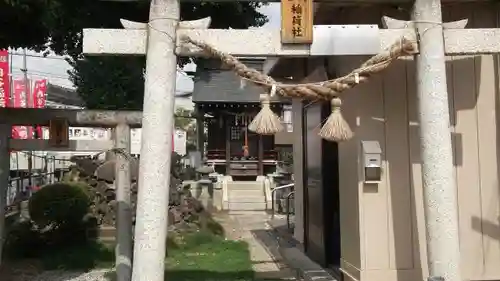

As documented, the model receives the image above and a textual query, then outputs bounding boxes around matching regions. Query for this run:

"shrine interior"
[199,102,283,180]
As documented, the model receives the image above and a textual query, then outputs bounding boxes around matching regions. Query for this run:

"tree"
[69,2,267,110]
[0,0,151,56]
[0,0,268,110]
[174,108,194,129]
[174,108,197,152]
[69,56,146,110]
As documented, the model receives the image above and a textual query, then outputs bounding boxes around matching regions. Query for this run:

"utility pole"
[131,0,179,280]
[21,49,33,189]
[8,50,23,192]
[412,1,461,281]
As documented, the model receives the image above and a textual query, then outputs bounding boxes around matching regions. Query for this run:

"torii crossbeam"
[84,21,500,56]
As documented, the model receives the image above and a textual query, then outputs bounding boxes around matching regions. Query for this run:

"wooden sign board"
[281,0,313,44]
[49,118,69,147]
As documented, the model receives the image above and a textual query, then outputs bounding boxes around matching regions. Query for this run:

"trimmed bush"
[3,182,112,269]
[41,240,114,270]
[3,219,113,269]
[2,220,44,259]
[28,182,91,229]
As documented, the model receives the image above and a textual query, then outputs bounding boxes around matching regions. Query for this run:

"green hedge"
[3,181,111,269]
[28,182,91,229]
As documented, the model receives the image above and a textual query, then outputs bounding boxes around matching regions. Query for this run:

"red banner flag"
[13,80,27,108]
[0,50,10,108]
[12,79,30,139]
[32,79,47,138]
[32,79,47,109]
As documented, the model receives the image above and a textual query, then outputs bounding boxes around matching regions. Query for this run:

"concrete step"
[228,210,269,216]
[227,181,263,191]
[99,226,116,238]
[227,185,262,191]
[98,236,116,247]
[229,195,266,203]
[228,189,264,198]
[228,201,267,211]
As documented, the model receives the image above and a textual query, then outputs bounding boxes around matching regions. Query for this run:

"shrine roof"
[46,83,85,107]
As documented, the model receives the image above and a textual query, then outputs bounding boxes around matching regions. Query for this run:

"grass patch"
[3,220,114,271]
[7,212,282,280]
[40,241,114,271]
[106,230,278,281]
[166,231,253,281]
[5,237,114,271]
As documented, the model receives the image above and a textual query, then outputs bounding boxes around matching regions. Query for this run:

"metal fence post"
[0,123,11,265]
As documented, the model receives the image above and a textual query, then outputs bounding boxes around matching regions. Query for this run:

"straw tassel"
[319,97,353,142]
[248,86,284,135]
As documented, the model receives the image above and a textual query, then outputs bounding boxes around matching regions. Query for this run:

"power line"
[11,73,69,80]
[9,52,69,61]
[9,55,194,80]
[11,67,190,80]
[11,69,69,79]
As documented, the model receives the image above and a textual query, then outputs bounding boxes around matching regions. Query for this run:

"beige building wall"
[318,3,500,281]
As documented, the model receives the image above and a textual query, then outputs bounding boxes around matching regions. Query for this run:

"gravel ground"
[0,264,112,281]
[26,269,111,281]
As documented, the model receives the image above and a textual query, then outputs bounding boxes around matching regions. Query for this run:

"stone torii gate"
[83,0,500,281]
[0,108,141,266]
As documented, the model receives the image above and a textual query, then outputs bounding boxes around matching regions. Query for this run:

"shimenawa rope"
[180,35,418,142]
[247,85,284,135]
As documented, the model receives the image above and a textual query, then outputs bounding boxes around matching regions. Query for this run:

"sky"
[9,3,281,96]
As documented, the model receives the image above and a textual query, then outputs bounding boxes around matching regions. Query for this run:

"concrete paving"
[215,211,296,280]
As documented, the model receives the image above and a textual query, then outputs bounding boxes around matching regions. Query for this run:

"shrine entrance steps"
[226,180,268,212]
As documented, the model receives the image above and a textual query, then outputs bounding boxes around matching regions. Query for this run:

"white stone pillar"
[412,1,461,281]
[131,0,179,280]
